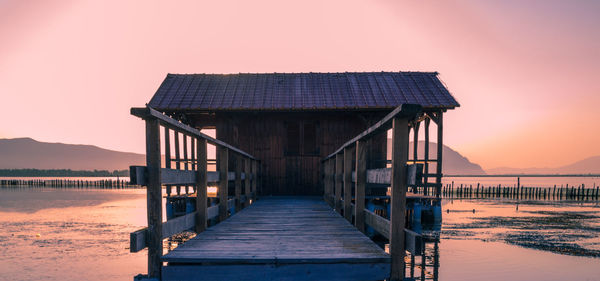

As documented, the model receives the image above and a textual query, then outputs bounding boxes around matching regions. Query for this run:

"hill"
[388,140,486,175]
[487,156,600,174]
[0,138,145,170]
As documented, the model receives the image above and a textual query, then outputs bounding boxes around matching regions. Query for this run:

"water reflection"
[0,187,147,281]
[406,237,441,281]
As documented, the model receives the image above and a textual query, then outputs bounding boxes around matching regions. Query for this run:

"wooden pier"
[126,70,467,280]
[129,104,431,281]
[161,197,390,281]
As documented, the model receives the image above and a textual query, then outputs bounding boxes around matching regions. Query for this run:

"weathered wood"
[423,118,430,190]
[355,140,366,233]
[130,211,198,253]
[412,121,419,163]
[162,168,196,185]
[404,229,422,255]
[323,160,332,204]
[164,127,172,196]
[324,104,422,160]
[343,146,353,222]
[129,165,147,185]
[364,209,390,239]
[207,205,218,220]
[244,158,251,207]
[162,197,391,280]
[130,228,147,253]
[131,167,246,186]
[435,111,443,197]
[390,116,409,280]
[218,147,229,221]
[174,131,181,195]
[366,168,391,184]
[145,118,162,278]
[163,211,196,238]
[334,153,343,213]
[235,154,242,212]
[162,263,390,281]
[251,160,257,201]
[183,133,189,170]
[131,106,256,160]
[196,138,208,233]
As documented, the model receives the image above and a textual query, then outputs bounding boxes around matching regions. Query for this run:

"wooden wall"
[189,111,388,196]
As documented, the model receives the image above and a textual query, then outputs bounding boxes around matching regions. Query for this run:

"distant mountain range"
[388,140,487,175]
[1,137,597,175]
[0,138,145,170]
[486,156,600,174]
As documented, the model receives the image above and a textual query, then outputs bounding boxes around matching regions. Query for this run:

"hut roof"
[148,72,459,111]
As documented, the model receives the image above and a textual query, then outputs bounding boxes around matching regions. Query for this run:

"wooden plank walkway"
[162,197,390,281]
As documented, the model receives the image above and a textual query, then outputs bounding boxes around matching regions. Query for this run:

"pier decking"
[162,197,390,281]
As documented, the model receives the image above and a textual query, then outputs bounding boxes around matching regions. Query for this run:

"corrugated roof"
[148,72,459,111]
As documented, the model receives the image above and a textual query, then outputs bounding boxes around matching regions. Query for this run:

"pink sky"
[0,0,598,170]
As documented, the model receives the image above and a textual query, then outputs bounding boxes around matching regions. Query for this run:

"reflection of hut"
[147,72,459,196]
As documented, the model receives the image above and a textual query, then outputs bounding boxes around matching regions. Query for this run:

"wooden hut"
[147,72,459,196]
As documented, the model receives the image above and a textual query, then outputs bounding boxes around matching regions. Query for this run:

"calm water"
[1,186,600,280]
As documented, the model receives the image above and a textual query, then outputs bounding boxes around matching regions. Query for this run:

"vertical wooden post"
[174,131,181,195]
[195,138,207,233]
[343,146,353,222]
[218,146,229,221]
[424,118,430,195]
[390,117,409,280]
[164,127,172,197]
[355,140,366,233]
[244,158,251,207]
[191,137,196,193]
[145,118,162,279]
[183,134,190,194]
[251,160,258,201]
[435,111,443,198]
[335,153,343,213]
[235,154,242,212]
[412,121,420,194]
[323,160,331,204]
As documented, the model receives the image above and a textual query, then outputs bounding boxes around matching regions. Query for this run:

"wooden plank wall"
[197,111,387,196]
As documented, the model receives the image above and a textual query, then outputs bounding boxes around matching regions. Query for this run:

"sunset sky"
[0,0,598,170]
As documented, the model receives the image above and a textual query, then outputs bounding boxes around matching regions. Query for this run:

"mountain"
[388,140,486,175]
[0,138,145,170]
[487,156,600,174]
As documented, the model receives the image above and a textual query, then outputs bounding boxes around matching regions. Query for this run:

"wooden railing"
[322,103,422,280]
[130,106,259,279]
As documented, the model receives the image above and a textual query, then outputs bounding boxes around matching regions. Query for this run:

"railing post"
[355,140,366,233]
[412,121,420,195]
[235,154,242,212]
[218,146,229,221]
[251,160,258,201]
[343,146,353,222]
[183,134,189,194]
[244,158,251,207]
[164,127,172,197]
[145,118,162,279]
[390,116,409,280]
[436,111,443,198]
[174,131,181,195]
[195,138,208,233]
[323,160,329,204]
[191,137,196,193]
[424,118,430,196]
[324,159,333,206]
[334,153,343,214]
